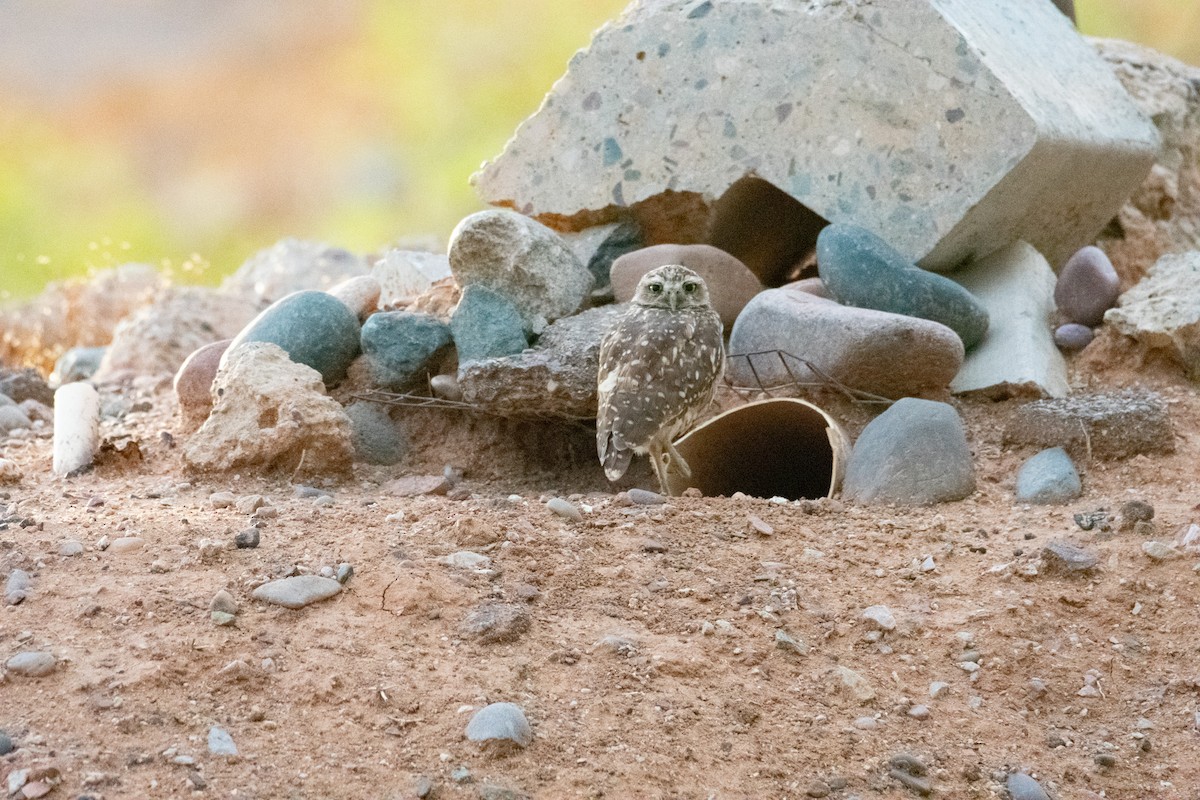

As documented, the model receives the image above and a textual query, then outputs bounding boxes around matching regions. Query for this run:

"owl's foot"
[648,442,671,496]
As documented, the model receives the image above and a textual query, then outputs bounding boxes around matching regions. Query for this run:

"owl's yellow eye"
[648,283,663,294]
[683,282,698,293]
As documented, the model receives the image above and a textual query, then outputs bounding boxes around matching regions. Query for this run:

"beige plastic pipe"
[664,398,851,499]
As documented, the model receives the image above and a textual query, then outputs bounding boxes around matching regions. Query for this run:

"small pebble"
[251,575,342,609]
[5,650,57,677]
[775,630,809,655]
[414,776,434,798]
[805,780,831,798]
[209,491,236,509]
[59,540,84,557]
[211,611,236,627]
[1094,753,1116,767]
[641,539,668,553]
[336,563,354,584]
[1054,323,1094,351]
[451,766,472,784]
[908,705,930,720]
[210,589,238,616]
[207,726,238,756]
[747,514,774,536]
[1006,772,1051,800]
[626,488,665,505]
[546,497,583,521]
[234,528,260,549]
[108,537,145,555]
[862,604,896,631]
[929,681,950,699]
[465,702,533,747]
[443,551,492,570]
[1142,541,1181,561]
[235,494,267,515]
[0,730,12,755]
[852,716,877,730]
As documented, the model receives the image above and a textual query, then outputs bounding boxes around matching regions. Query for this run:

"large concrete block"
[474,0,1159,274]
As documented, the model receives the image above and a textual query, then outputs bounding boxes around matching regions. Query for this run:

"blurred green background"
[1,0,1196,302]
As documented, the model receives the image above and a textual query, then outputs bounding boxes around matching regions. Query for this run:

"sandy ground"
[1,369,1199,800]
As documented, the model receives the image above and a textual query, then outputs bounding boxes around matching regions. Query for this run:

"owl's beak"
[669,292,680,311]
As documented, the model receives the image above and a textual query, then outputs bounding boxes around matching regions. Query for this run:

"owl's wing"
[596,328,635,480]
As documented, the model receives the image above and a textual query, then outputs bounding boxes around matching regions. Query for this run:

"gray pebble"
[929,681,950,698]
[5,568,31,605]
[775,630,809,655]
[1053,322,1093,351]
[336,563,354,584]
[0,730,12,755]
[251,575,342,609]
[414,775,434,798]
[234,528,260,549]
[862,604,896,631]
[461,603,531,644]
[207,726,238,756]
[626,488,666,505]
[209,491,236,509]
[477,785,531,800]
[908,705,931,720]
[5,651,56,677]
[451,766,473,783]
[546,497,583,521]
[466,702,533,747]
[210,589,238,616]
[59,540,84,557]
[1040,540,1098,577]
[1005,773,1050,800]
[1015,447,1081,505]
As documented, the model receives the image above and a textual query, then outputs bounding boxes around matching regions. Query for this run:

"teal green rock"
[360,311,452,390]
[451,285,529,365]
[816,224,989,349]
[226,290,360,385]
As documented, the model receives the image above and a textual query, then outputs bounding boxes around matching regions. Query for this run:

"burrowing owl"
[597,264,724,493]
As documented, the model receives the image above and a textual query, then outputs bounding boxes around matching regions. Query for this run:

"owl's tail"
[598,432,633,481]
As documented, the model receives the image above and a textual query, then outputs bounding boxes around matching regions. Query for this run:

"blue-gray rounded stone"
[227,290,360,385]
[817,224,989,349]
[346,401,409,465]
[1015,447,1081,504]
[0,729,12,755]
[450,285,528,365]
[1006,773,1050,800]
[843,397,976,506]
[53,346,107,384]
[466,702,532,747]
[360,311,452,390]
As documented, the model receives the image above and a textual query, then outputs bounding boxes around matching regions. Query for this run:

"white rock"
[53,382,99,476]
[5,650,57,677]
[465,702,533,747]
[327,275,381,320]
[373,249,452,305]
[951,241,1068,398]
[443,551,492,570]
[474,0,1158,272]
[862,605,897,631]
[0,458,22,484]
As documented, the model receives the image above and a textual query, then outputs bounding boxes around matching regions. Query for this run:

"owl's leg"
[648,442,671,495]
[664,441,692,481]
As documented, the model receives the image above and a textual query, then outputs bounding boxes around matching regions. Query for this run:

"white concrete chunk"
[474,0,1159,272]
[951,241,1068,398]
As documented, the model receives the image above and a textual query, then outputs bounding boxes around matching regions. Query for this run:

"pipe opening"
[666,398,848,499]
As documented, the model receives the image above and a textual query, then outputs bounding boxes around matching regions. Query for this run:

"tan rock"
[184,342,353,475]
